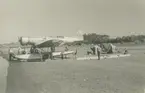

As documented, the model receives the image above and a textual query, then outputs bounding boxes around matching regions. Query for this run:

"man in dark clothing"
[95,44,101,60]
[97,48,101,60]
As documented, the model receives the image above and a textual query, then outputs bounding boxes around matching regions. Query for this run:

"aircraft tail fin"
[76,30,84,41]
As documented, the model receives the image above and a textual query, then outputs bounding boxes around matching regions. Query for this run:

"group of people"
[87,43,129,60]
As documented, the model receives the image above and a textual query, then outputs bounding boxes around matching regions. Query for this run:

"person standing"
[9,48,14,61]
[94,44,101,60]
[97,47,101,60]
[61,52,64,60]
[74,48,78,58]
[50,46,55,60]
[64,46,69,59]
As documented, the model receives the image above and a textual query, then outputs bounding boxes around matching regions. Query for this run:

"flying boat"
[9,36,83,61]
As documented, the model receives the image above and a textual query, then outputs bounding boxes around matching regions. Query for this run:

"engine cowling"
[18,37,42,46]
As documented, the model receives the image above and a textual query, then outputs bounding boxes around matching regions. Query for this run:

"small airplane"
[9,36,83,61]
[18,36,83,47]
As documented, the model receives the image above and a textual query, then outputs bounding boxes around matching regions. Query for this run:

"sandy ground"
[0,45,145,93]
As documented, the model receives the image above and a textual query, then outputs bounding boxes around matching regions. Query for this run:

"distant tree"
[82,33,145,44]
[115,37,122,43]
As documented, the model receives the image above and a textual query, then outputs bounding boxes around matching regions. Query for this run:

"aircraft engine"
[18,37,43,46]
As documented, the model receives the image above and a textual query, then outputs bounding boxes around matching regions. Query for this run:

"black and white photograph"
[0,0,145,93]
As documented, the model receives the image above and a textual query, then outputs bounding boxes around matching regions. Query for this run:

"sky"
[0,0,145,43]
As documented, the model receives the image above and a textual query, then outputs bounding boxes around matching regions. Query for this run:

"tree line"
[82,33,145,44]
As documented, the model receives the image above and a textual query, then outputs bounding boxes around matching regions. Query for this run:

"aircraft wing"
[35,39,64,48]
[19,36,83,47]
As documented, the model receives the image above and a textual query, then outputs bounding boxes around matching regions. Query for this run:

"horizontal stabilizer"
[52,51,75,56]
